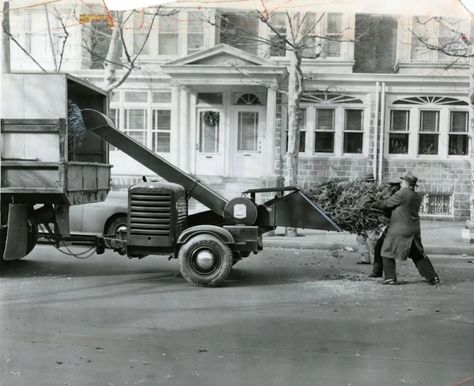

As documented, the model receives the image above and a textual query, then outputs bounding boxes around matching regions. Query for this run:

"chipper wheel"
[178,234,233,287]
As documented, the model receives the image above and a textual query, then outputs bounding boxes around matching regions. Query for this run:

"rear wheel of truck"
[105,215,128,238]
[0,223,37,264]
[178,234,233,287]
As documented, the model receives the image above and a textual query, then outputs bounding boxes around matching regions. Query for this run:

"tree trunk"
[286,50,303,187]
[285,49,303,236]
[1,1,11,73]
[103,13,123,90]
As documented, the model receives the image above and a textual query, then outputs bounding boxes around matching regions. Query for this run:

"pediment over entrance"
[164,44,276,67]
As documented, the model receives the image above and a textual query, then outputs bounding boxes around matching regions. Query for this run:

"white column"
[189,93,198,174]
[179,87,190,172]
[170,82,181,166]
[266,86,277,177]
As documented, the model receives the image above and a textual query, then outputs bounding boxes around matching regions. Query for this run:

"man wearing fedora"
[377,172,440,285]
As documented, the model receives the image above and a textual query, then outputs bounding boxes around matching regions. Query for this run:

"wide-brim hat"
[400,171,418,187]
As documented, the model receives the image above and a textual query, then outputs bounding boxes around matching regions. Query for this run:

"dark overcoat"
[379,187,426,260]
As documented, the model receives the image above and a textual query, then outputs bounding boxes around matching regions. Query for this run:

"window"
[187,11,204,54]
[269,13,287,57]
[437,18,467,60]
[389,110,409,154]
[449,111,468,155]
[219,12,259,54]
[285,109,306,153]
[124,91,148,103]
[199,111,220,153]
[343,109,363,153]
[411,17,468,61]
[25,12,47,57]
[153,92,171,104]
[108,109,120,151]
[419,110,439,155]
[237,112,259,151]
[159,15,179,55]
[197,93,223,105]
[315,109,335,153]
[133,13,151,55]
[420,194,452,215]
[323,13,342,57]
[236,93,261,105]
[152,110,171,153]
[124,109,147,146]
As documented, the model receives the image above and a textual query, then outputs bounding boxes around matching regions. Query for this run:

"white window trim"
[110,89,173,154]
[385,104,470,160]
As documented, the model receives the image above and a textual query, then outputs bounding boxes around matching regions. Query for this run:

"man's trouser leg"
[371,233,385,276]
[382,257,396,281]
[409,243,438,281]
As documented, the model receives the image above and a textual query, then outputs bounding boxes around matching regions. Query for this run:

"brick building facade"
[7,2,473,218]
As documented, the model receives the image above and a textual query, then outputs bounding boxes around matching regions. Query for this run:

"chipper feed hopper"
[77,109,341,287]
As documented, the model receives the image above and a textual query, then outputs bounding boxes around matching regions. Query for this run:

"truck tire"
[0,224,37,263]
[105,215,127,238]
[178,234,233,287]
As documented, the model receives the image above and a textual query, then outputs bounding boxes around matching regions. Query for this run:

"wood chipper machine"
[1,73,340,287]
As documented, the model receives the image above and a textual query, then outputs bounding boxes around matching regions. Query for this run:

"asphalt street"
[1,245,473,386]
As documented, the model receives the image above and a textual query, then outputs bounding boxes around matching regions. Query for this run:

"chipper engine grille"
[127,182,187,254]
[130,193,172,237]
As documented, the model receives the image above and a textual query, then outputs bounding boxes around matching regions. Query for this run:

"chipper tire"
[178,234,233,287]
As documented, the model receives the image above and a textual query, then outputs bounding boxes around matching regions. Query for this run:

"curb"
[262,239,474,256]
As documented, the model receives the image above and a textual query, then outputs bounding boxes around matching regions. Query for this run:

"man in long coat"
[378,172,440,285]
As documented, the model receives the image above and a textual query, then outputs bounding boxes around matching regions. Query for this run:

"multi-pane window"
[323,13,343,57]
[389,110,409,154]
[449,111,468,155]
[411,17,468,61]
[285,109,306,153]
[219,12,259,54]
[25,12,47,57]
[269,13,287,57]
[437,18,466,60]
[419,110,439,155]
[152,110,171,153]
[187,11,204,54]
[133,13,150,55]
[159,15,179,55]
[124,109,147,146]
[343,109,363,153]
[237,112,259,151]
[301,13,318,58]
[315,109,335,153]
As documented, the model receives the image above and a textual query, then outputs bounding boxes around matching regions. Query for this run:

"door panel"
[196,110,225,175]
[232,108,265,177]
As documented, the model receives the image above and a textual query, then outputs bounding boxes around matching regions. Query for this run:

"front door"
[195,109,225,175]
[232,107,265,177]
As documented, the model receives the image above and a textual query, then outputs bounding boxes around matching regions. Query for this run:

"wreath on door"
[203,111,219,127]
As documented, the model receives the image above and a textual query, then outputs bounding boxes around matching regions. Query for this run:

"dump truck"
[1,73,341,287]
[1,73,111,262]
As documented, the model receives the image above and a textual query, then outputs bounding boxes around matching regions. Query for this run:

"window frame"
[448,110,469,156]
[314,108,336,154]
[418,109,440,156]
[343,109,364,154]
[388,109,410,155]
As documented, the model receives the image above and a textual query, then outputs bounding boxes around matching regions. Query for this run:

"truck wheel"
[0,224,37,263]
[105,215,127,238]
[178,234,233,287]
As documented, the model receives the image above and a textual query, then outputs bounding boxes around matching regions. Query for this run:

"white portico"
[161,44,287,179]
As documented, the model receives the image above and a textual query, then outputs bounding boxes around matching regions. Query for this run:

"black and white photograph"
[1,0,474,384]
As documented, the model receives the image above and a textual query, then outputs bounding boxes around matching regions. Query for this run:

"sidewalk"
[263,220,474,256]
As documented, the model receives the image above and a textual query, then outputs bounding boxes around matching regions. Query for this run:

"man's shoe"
[382,279,397,285]
[369,272,383,278]
[356,260,371,265]
[428,276,440,285]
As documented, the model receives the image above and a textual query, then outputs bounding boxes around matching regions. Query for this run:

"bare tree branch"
[2,23,47,72]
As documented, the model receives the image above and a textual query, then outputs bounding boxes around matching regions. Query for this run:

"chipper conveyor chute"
[81,109,229,217]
